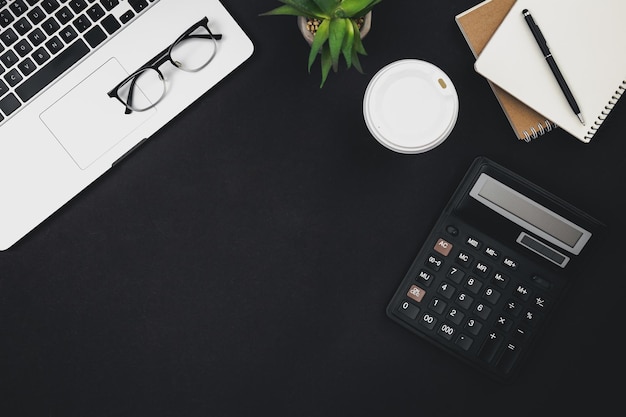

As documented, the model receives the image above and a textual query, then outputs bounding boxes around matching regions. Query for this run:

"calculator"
[386,157,603,382]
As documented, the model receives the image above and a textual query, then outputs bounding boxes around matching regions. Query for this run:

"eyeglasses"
[108,17,222,114]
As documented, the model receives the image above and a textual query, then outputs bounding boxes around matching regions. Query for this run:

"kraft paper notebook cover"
[455,0,556,141]
[474,0,626,143]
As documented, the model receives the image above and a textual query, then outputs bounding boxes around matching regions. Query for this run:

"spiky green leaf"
[328,18,347,71]
[320,46,332,87]
[311,0,340,13]
[342,19,355,68]
[351,49,364,73]
[336,0,380,17]
[264,0,327,18]
[308,18,330,72]
[259,4,310,17]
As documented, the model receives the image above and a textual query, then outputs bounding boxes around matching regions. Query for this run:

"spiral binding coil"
[583,80,626,142]
[522,120,556,142]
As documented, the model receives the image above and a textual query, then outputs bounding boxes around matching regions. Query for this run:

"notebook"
[0,0,253,250]
[474,0,626,143]
[455,0,556,142]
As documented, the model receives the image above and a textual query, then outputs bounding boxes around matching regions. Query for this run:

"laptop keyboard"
[0,0,159,124]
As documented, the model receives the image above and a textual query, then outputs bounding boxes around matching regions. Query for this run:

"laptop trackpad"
[40,58,156,170]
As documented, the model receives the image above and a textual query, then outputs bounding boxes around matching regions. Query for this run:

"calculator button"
[398,300,420,320]
[495,315,513,331]
[437,282,456,299]
[502,256,518,270]
[446,266,465,284]
[465,318,483,336]
[522,309,540,327]
[464,276,483,294]
[420,312,438,330]
[465,236,481,249]
[447,307,465,325]
[456,251,473,267]
[483,287,501,304]
[474,302,492,320]
[513,326,529,340]
[434,238,453,256]
[492,272,509,288]
[473,261,490,277]
[456,292,474,310]
[532,295,549,311]
[484,246,500,259]
[478,331,502,363]
[437,323,456,341]
[505,299,523,317]
[455,334,474,351]
[417,269,434,286]
[429,298,447,314]
[497,341,521,373]
[514,284,531,301]
[407,285,427,303]
[425,254,444,271]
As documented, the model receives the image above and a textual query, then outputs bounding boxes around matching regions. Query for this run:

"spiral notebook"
[474,0,626,143]
[455,0,556,141]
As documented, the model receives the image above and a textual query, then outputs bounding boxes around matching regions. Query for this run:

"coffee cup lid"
[363,59,459,154]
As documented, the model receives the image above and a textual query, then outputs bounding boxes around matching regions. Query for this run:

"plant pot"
[297,12,372,46]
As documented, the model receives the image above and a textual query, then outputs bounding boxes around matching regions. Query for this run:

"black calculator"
[386,157,603,382]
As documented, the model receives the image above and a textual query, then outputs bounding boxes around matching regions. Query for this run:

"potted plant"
[261,0,383,87]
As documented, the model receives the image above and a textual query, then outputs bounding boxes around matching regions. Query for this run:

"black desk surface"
[2,1,624,415]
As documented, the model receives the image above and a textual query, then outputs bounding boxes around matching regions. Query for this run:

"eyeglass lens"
[170,26,217,72]
[116,68,165,112]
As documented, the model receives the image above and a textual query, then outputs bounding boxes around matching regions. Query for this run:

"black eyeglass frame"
[107,17,222,114]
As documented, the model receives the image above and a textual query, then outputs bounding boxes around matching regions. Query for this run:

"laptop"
[0,0,254,250]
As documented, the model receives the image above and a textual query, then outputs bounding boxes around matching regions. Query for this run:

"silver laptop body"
[0,0,254,250]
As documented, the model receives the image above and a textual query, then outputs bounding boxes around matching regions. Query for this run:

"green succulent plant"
[261,0,382,87]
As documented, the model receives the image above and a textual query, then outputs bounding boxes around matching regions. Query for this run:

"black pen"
[522,9,585,125]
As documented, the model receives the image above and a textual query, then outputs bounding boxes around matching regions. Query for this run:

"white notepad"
[474,0,626,143]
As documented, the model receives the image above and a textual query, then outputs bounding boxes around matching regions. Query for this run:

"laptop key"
[9,0,28,17]
[100,1,120,12]
[31,47,50,65]
[68,0,88,14]
[0,9,14,28]
[128,0,148,13]
[119,10,134,24]
[45,35,63,55]
[55,6,74,25]
[0,49,18,67]
[4,68,22,86]
[41,0,61,14]
[26,6,46,25]
[59,25,78,43]
[0,92,20,116]
[84,25,106,48]
[86,4,105,22]
[100,14,120,34]
[1,26,18,47]
[15,38,89,102]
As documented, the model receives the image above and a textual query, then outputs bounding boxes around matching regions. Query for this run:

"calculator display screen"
[469,174,591,254]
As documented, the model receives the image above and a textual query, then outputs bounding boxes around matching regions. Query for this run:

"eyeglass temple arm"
[123,76,141,114]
